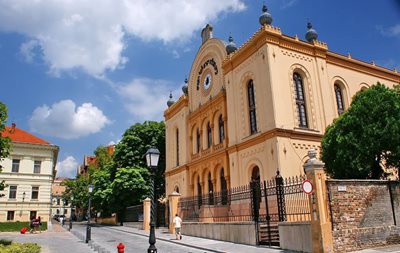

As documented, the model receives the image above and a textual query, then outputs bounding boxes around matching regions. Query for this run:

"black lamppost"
[145,147,160,253]
[85,184,94,243]
[69,195,74,231]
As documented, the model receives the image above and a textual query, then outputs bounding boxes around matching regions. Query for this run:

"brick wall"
[327,180,400,252]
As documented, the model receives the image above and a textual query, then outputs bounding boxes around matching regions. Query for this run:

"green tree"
[321,83,400,179]
[63,175,91,220]
[113,121,165,200]
[0,101,10,195]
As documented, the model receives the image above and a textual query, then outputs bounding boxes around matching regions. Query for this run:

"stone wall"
[327,180,400,252]
[182,222,257,245]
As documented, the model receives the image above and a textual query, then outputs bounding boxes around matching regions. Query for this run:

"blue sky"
[0,0,399,178]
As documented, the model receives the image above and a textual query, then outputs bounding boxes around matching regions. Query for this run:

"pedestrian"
[29,216,35,233]
[59,216,64,226]
[38,216,42,233]
[173,213,182,240]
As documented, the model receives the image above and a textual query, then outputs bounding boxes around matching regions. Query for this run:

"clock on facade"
[203,73,212,90]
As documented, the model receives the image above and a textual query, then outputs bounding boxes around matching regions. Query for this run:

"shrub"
[0,242,40,253]
[0,239,12,245]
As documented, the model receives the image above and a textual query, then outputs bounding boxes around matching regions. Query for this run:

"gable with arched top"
[187,39,227,112]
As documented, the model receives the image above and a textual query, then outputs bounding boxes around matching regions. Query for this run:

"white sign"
[302,180,314,195]
[338,185,347,192]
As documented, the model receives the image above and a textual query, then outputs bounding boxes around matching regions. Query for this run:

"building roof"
[1,124,50,145]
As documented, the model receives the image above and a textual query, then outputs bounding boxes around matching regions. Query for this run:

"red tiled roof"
[2,125,50,145]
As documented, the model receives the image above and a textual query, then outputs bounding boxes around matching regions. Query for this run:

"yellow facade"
[164,24,400,198]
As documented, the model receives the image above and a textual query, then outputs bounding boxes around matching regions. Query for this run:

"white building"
[0,123,59,222]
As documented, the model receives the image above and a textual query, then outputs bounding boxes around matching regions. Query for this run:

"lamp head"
[145,147,160,168]
[88,184,94,193]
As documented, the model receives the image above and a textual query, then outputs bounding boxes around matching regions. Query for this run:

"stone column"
[143,197,151,231]
[168,191,181,234]
[304,149,333,253]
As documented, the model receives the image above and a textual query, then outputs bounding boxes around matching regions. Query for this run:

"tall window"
[207,122,212,148]
[293,73,308,128]
[334,84,345,115]
[176,129,179,166]
[12,159,20,173]
[218,115,224,143]
[9,186,17,199]
[197,176,202,208]
[7,211,14,221]
[196,128,201,153]
[220,169,228,205]
[248,80,257,134]
[34,160,41,174]
[31,186,39,200]
[208,172,214,205]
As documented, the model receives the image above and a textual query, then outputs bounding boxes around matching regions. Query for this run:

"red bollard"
[117,242,125,253]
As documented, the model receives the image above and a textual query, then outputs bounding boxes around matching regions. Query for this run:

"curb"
[106,226,226,253]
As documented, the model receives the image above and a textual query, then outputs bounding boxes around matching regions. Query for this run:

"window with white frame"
[7,211,15,221]
[12,159,20,173]
[31,186,39,200]
[9,186,17,199]
[34,160,41,174]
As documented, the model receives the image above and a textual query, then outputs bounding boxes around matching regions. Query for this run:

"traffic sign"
[302,180,313,195]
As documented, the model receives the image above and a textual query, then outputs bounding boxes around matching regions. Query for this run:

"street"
[70,223,217,253]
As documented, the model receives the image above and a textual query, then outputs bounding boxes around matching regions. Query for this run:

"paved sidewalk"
[0,222,93,253]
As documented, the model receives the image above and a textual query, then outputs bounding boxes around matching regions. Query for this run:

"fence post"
[143,197,151,231]
[304,149,333,253]
[168,191,181,234]
[275,171,286,221]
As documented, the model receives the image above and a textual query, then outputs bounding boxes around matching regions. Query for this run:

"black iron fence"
[178,172,311,223]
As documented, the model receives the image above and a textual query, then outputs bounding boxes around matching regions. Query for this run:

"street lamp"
[69,195,74,231]
[145,147,160,253]
[85,184,94,243]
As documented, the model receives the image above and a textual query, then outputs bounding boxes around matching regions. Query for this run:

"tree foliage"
[321,83,400,179]
[113,121,165,200]
[0,101,10,194]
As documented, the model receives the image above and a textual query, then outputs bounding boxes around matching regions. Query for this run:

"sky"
[0,0,399,178]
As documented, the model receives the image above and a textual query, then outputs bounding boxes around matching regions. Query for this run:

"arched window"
[196,128,201,153]
[293,73,308,128]
[174,186,180,193]
[208,172,214,205]
[220,169,228,205]
[334,84,345,115]
[207,122,212,148]
[197,176,202,207]
[176,128,179,166]
[248,80,257,134]
[251,166,261,208]
[218,115,224,144]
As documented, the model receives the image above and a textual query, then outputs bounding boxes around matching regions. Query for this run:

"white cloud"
[56,156,78,178]
[117,78,181,122]
[377,24,400,38]
[281,0,298,9]
[29,99,110,139]
[0,0,246,77]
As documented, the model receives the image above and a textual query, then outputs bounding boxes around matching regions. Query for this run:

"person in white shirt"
[173,214,182,240]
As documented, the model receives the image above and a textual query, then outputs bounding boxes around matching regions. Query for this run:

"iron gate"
[251,172,311,246]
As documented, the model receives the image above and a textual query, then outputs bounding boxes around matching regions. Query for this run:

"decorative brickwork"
[327,180,400,252]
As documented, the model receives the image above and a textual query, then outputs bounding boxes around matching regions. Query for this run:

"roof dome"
[259,4,272,26]
[226,35,237,55]
[167,92,175,107]
[305,22,318,42]
[182,78,188,96]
